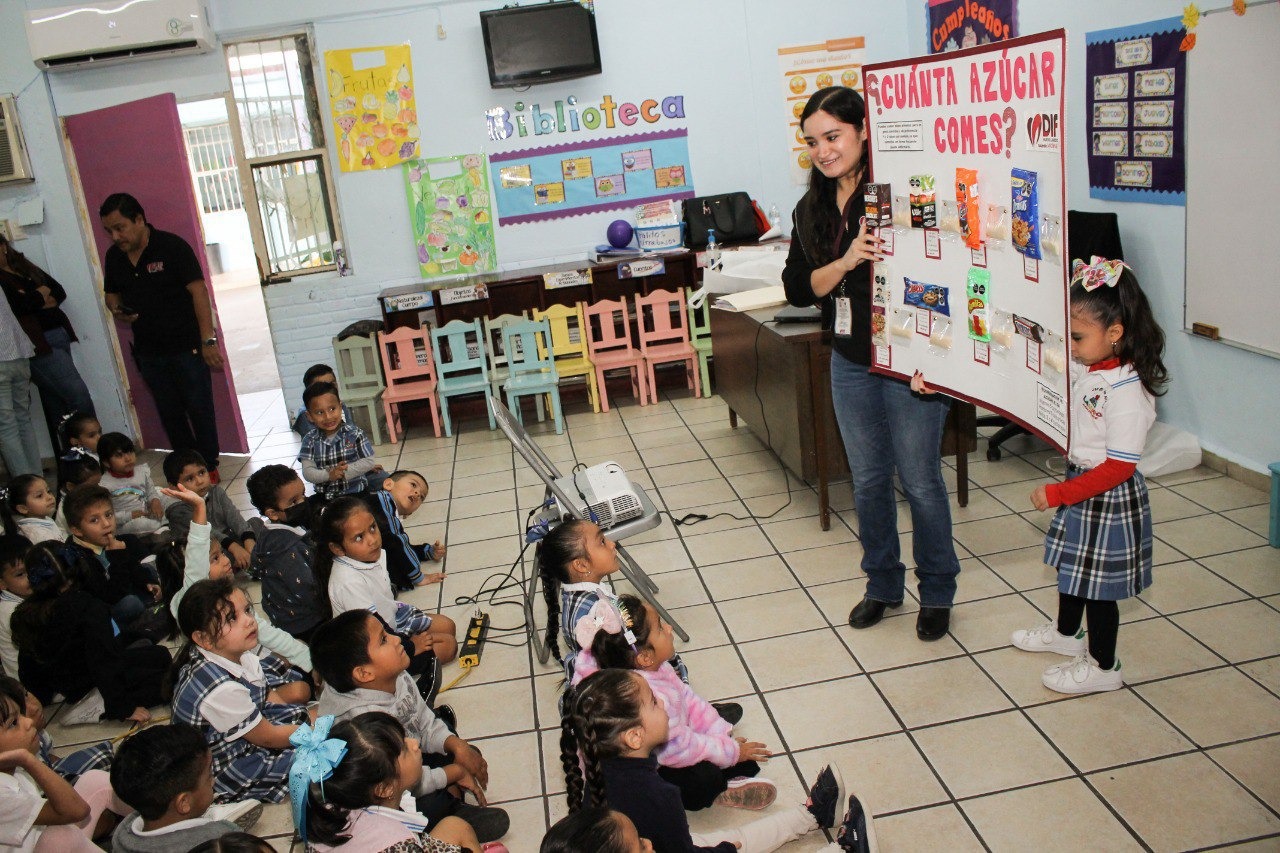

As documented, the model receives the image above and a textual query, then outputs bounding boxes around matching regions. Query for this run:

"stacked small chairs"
[377,325,442,442]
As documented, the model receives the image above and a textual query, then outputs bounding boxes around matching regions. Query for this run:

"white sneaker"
[1011,622,1086,657]
[205,800,263,831]
[60,689,105,725]
[1041,654,1123,694]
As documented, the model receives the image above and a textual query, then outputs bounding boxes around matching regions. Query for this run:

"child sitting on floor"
[364,470,446,591]
[1,536,31,678]
[245,465,325,643]
[164,450,255,571]
[97,432,167,537]
[1,475,64,545]
[298,382,386,500]
[315,497,456,702]
[311,611,508,844]
[0,676,113,783]
[292,364,356,437]
[109,723,262,852]
[55,449,102,534]
[170,577,314,804]
[572,595,774,812]
[59,485,160,631]
[60,411,102,460]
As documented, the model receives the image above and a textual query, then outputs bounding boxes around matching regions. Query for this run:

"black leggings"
[658,760,761,811]
[1057,592,1120,670]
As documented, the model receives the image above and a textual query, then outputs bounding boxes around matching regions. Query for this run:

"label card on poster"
[974,340,990,364]
[924,229,942,259]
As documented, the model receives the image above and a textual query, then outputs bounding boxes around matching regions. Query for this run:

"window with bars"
[224,33,341,281]
[183,122,243,214]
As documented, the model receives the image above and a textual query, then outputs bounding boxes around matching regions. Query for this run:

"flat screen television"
[480,2,602,89]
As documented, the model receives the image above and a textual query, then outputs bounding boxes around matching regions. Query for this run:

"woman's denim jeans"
[829,351,960,608]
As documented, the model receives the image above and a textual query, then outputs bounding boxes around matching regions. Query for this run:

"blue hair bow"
[288,715,347,842]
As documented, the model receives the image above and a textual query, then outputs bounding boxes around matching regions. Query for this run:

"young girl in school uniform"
[1,476,64,544]
[537,518,625,680]
[1012,258,1169,694]
[560,668,855,853]
[291,711,503,853]
[170,577,314,803]
[571,595,774,812]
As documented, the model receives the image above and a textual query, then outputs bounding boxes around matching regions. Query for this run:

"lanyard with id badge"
[831,204,857,338]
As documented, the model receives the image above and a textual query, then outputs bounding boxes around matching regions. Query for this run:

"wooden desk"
[710,306,975,530]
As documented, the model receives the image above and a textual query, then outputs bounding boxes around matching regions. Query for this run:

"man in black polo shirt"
[100,193,223,476]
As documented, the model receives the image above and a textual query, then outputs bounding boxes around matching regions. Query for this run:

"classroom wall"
[3,0,1275,473]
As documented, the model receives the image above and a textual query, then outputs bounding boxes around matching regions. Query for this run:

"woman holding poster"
[782,86,961,642]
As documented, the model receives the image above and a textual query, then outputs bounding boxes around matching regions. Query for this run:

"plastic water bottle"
[768,204,781,232]
[333,241,351,276]
[706,228,721,270]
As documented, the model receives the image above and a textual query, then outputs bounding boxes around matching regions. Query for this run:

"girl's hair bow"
[1071,255,1129,291]
[61,446,91,461]
[574,598,636,651]
[288,716,348,842]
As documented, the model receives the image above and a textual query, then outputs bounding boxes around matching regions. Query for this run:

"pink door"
[64,93,248,454]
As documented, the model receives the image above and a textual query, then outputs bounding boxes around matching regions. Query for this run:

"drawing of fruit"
[457,196,469,208]
[397,63,411,84]
[399,85,413,101]
[398,140,416,159]
[398,108,417,123]
[407,123,420,138]
[340,137,350,162]
[436,197,451,210]
[459,246,480,266]
[386,90,398,105]
[377,138,397,156]
[463,154,481,169]
[329,68,345,96]
[382,102,398,121]
[472,192,489,207]
[474,210,489,224]
[427,232,447,247]
[417,243,430,264]
[336,114,357,134]
[362,112,378,124]
[362,151,375,166]
[362,93,380,110]
[409,166,422,182]
[356,133,375,148]
[372,123,389,138]
[335,96,356,112]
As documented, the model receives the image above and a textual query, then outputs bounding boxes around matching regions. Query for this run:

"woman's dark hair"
[99,193,146,222]
[10,542,79,659]
[57,450,102,497]
[187,833,275,853]
[313,497,373,618]
[62,484,113,531]
[590,594,654,670]
[1070,267,1169,396]
[167,577,239,699]
[110,723,210,820]
[96,432,135,464]
[1,474,47,531]
[541,807,631,853]
[59,412,99,452]
[560,669,645,812]
[310,610,375,693]
[537,518,590,664]
[304,711,407,847]
[795,86,870,268]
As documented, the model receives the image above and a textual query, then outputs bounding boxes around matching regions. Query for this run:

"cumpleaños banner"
[927,0,1018,54]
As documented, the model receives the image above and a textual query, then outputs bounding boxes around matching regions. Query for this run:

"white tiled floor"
[43,387,1280,852]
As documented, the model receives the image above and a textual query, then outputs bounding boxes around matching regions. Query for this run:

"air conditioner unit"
[0,96,34,185]
[26,0,214,71]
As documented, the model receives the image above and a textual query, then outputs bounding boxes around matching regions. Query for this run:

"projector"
[553,461,644,529]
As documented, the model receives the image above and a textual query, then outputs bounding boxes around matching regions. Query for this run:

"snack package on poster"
[872,263,890,308]
[929,318,953,355]
[909,175,937,228]
[1012,313,1044,343]
[990,309,1015,351]
[1041,214,1062,263]
[956,168,982,250]
[1010,169,1042,259]
[966,267,991,343]
[892,194,911,231]
[891,307,915,340]
[985,203,1010,246]
[939,199,961,239]
[904,277,949,315]
[870,307,888,346]
[864,183,893,230]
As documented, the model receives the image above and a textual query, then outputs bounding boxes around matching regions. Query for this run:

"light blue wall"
[2,0,1275,473]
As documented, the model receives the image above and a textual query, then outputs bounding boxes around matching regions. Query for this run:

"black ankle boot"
[848,597,901,629]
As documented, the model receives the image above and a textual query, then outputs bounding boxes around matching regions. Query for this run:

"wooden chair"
[429,319,495,437]
[377,325,442,441]
[501,317,564,434]
[687,288,713,397]
[532,303,600,413]
[332,333,386,444]
[583,296,647,412]
[482,312,528,403]
[635,288,702,404]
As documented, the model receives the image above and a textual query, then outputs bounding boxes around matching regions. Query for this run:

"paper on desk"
[712,286,788,312]
[702,250,787,295]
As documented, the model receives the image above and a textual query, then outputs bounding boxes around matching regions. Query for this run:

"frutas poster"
[404,154,498,280]
[325,44,421,172]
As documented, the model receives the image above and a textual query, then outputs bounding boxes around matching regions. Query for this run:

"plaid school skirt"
[1045,466,1153,601]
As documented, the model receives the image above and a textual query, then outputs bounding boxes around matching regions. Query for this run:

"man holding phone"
[100,192,223,479]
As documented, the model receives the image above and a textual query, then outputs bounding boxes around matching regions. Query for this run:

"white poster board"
[863,30,1070,453]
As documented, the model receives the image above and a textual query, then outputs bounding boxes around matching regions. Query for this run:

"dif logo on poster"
[1025,111,1060,153]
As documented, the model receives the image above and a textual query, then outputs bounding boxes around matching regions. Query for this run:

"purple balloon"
[606,219,634,249]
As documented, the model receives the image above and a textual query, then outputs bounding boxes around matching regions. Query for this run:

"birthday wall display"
[1085,18,1187,205]
[488,129,695,226]
[404,154,497,280]
[863,30,1069,452]
[777,38,867,185]
[927,0,1018,54]
[324,45,420,172]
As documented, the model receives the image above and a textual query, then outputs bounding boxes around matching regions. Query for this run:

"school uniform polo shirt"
[102,226,204,355]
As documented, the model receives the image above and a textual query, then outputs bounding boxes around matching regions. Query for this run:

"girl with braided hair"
[560,669,847,853]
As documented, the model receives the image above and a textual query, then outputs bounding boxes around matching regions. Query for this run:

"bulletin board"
[863,30,1070,452]
[404,154,497,280]
[487,129,695,226]
[324,44,421,171]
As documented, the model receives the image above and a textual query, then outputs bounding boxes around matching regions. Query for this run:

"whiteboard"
[1184,1,1280,357]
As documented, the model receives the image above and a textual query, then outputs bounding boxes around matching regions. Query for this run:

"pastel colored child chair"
[533,302,600,413]
[583,296,647,412]
[332,333,386,444]
[377,325,442,441]
[429,318,495,437]
[483,312,528,403]
[501,317,564,434]
[635,288,702,404]
[686,287,713,397]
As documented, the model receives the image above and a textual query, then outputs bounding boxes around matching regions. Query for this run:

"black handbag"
[682,192,761,248]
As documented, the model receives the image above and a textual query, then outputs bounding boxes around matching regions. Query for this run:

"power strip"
[458,611,490,668]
